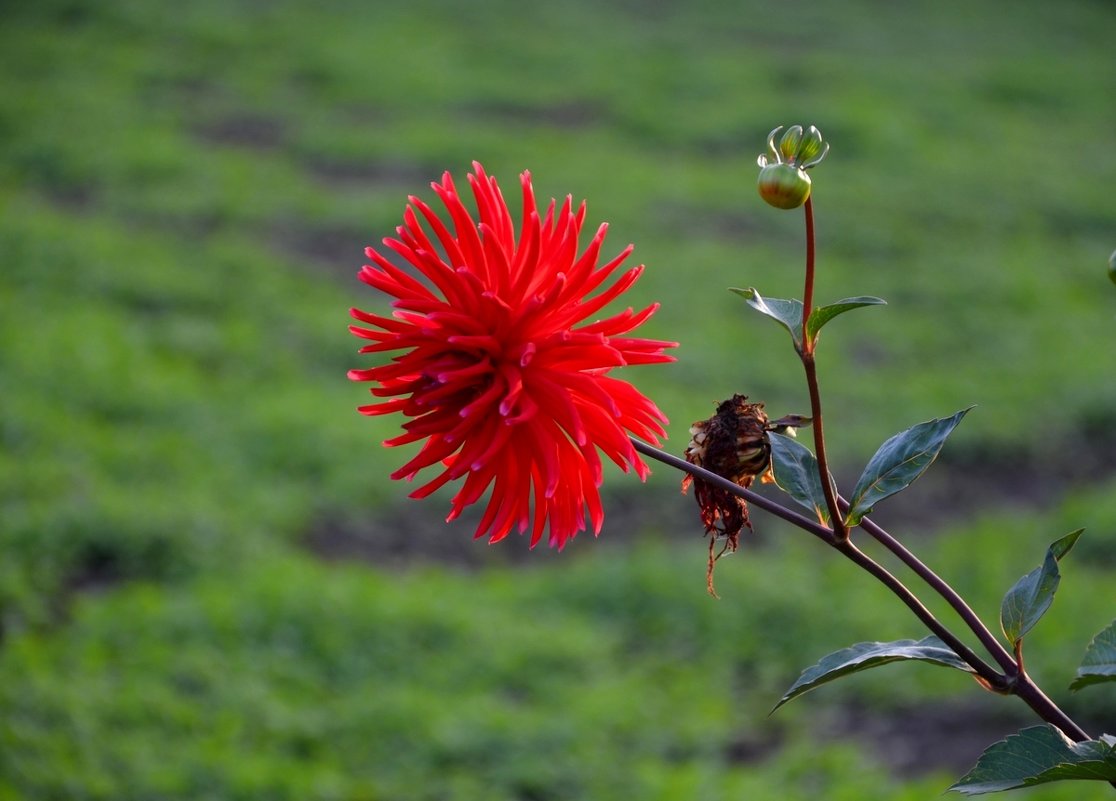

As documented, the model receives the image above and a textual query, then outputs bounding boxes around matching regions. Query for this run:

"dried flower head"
[683,395,773,535]
[349,162,677,550]
[683,395,809,595]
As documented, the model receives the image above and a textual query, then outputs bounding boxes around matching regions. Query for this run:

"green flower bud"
[778,125,803,162]
[1109,250,1116,286]
[757,162,812,209]
[755,123,827,208]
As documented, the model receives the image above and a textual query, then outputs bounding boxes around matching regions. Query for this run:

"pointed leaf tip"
[1000,529,1083,646]
[772,636,973,714]
[846,407,973,526]
[805,295,887,342]
[1049,528,1083,561]
[732,287,803,349]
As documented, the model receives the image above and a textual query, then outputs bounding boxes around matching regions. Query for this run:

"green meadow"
[1,1,1115,798]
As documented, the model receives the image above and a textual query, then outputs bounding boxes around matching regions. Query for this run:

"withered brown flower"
[682,394,808,596]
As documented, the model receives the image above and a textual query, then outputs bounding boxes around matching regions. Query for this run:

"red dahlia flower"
[348,162,677,549]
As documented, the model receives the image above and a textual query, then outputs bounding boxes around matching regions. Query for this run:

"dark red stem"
[849,504,1017,676]
[801,196,816,346]
[631,439,834,544]
[848,502,1093,742]
[798,197,847,540]
[631,438,1001,687]
[635,437,1097,744]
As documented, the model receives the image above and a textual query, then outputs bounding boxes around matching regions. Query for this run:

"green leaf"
[1071,619,1116,691]
[731,287,803,349]
[805,296,887,342]
[768,432,830,524]
[950,725,1116,795]
[845,407,972,526]
[772,636,973,713]
[1000,529,1083,646]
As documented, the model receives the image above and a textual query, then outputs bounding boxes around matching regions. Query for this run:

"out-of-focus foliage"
[3,542,1114,800]
[1,0,1114,798]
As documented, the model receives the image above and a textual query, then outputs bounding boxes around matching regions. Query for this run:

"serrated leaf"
[730,287,803,349]
[772,636,973,713]
[768,432,830,523]
[950,724,1116,795]
[1000,529,1082,646]
[805,296,887,342]
[845,408,972,526]
[1071,619,1116,691]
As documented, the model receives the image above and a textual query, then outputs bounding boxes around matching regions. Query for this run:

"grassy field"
[2,0,1115,798]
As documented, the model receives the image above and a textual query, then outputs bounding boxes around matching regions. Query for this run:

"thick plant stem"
[631,438,1001,687]
[832,538,1005,690]
[634,437,1099,743]
[1013,673,1091,743]
[801,353,845,538]
[850,507,1095,743]
[631,439,834,544]
[848,504,1017,675]
[840,537,1093,743]
[798,197,847,540]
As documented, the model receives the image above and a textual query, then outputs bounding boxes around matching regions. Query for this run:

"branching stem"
[634,437,1096,744]
[631,439,1001,688]
[632,190,1102,752]
[794,197,1093,745]
[1013,673,1091,742]
[847,503,1018,676]
[630,439,833,545]
[831,537,1005,689]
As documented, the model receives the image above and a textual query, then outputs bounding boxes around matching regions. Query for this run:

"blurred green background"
[2,0,1115,798]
